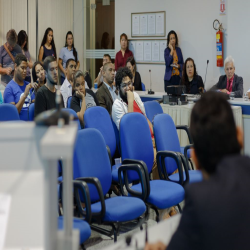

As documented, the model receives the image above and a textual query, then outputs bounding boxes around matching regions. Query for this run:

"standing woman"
[126,56,142,90]
[115,33,133,71]
[17,30,33,82]
[38,28,57,62]
[164,30,184,92]
[58,31,80,84]
[181,58,204,94]
[32,61,46,94]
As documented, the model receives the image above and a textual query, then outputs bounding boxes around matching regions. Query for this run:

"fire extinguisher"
[213,19,224,67]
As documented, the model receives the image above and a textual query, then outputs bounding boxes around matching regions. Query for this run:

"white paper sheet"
[132,15,140,35]
[156,13,164,34]
[160,41,167,62]
[140,14,148,35]
[152,41,160,61]
[136,41,144,62]
[144,41,152,61]
[0,194,11,250]
[148,14,156,35]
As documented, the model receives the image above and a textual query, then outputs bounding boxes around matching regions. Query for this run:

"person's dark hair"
[43,56,56,72]
[17,30,28,51]
[126,56,136,73]
[40,27,57,59]
[66,58,76,68]
[101,32,109,49]
[181,58,197,86]
[103,54,112,62]
[32,61,46,83]
[6,29,17,46]
[115,66,133,89]
[190,91,241,174]
[167,30,178,47]
[15,53,27,67]
[120,33,128,41]
[65,31,78,62]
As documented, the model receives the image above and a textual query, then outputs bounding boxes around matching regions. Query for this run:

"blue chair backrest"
[144,101,163,123]
[28,103,35,121]
[84,106,116,157]
[73,129,112,202]
[62,108,81,130]
[0,103,20,121]
[141,82,146,91]
[67,96,72,108]
[153,114,181,174]
[112,119,121,156]
[120,113,154,180]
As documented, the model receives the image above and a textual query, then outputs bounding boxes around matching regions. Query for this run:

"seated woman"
[181,58,204,94]
[126,56,142,90]
[210,55,243,98]
[70,70,99,128]
[32,61,46,94]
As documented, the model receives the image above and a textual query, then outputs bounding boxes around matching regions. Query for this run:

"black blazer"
[210,74,243,97]
[96,83,114,115]
[168,155,250,250]
[134,71,142,91]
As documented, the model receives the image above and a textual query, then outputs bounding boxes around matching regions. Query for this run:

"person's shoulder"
[86,88,95,96]
[37,85,47,95]
[6,79,16,88]
[133,91,142,100]
[234,74,243,81]
[14,44,22,54]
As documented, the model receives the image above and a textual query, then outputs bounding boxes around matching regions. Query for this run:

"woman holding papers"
[181,58,204,94]
[164,30,184,92]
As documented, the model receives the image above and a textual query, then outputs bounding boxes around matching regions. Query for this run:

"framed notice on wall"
[129,39,167,64]
[131,11,166,37]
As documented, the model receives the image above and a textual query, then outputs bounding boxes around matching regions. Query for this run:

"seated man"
[94,54,112,88]
[60,58,76,108]
[70,70,99,128]
[210,55,243,97]
[96,62,117,115]
[35,56,64,117]
[145,92,250,250]
[4,53,34,121]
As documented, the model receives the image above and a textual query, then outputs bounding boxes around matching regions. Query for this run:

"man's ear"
[236,126,244,149]
[190,147,201,170]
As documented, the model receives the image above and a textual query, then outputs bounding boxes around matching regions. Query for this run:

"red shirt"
[115,49,133,71]
[133,100,154,138]
[226,74,234,93]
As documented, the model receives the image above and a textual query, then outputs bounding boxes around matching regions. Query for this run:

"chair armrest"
[122,159,150,195]
[106,145,112,167]
[156,151,184,185]
[75,177,106,221]
[184,144,193,169]
[118,163,148,201]
[176,125,193,144]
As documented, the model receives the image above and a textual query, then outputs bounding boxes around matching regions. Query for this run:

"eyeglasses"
[121,81,133,90]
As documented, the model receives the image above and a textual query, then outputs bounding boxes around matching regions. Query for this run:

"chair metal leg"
[80,243,86,250]
[177,204,182,213]
[111,223,118,242]
[189,159,194,170]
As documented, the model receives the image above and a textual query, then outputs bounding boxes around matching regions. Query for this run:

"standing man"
[94,54,112,88]
[60,58,76,108]
[96,62,117,115]
[0,29,22,88]
[35,56,64,117]
[4,53,34,121]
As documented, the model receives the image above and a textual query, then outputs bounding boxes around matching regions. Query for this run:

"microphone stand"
[148,69,154,94]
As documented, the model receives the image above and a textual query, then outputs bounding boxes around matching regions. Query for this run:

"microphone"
[148,69,155,95]
[204,60,209,90]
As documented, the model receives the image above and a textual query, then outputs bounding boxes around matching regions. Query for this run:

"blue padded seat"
[130,180,184,210]
[67,96,72,108]
[58,216,91,244]
[90,196,146,222]
[0,103,20,121]
[169,170,203,183]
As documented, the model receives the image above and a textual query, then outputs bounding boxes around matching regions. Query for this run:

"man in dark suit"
[210,55,243,97]
[145,92,250,250]
[96,62,117,115]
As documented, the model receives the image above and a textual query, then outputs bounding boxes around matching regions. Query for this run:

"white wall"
[115,0,229,92]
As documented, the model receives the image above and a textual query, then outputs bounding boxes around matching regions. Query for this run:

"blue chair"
[58,180,92,249]
[153,114,202,185]
[119,113,185,222]
[144,101,163,123]
[28,103,35,121]
[73,129,146,242]
[67,96,72,108]
[0,103,20,121]
[62,108,81,130]
[141,82,146,91]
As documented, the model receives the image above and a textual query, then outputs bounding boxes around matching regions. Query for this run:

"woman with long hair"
[17,30,33,82]
[126,56,142,90]
[58,31,80,84]
[31,61,46,94]
[38,27,57,62]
